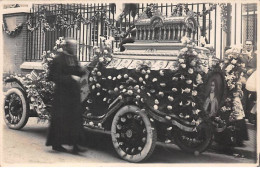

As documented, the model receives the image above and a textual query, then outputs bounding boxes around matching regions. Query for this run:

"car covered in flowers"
[3,6,246,163]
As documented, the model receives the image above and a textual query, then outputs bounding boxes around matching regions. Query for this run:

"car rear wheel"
[173,122,213,154]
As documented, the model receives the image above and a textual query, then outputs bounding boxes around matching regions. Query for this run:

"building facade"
[2,2,258,74]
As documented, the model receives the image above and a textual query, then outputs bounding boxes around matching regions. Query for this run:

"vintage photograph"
[0,0,258,166]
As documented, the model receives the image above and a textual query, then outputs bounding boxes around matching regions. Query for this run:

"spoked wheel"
[111,105,157,162]
[3,88,29,130]
[173,123,213,154]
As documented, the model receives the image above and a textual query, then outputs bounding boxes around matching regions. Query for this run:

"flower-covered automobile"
[3,6,246,163]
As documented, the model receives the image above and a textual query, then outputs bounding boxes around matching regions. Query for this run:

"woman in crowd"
[46,38,86,154]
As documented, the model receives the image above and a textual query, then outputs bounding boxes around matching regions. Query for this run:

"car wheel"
[111,105,157,162]
[3,88,29,130]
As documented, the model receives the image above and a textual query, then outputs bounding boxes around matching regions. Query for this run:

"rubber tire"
[111,105,157,163]
[3,88,29,130]
[173,123,213,154]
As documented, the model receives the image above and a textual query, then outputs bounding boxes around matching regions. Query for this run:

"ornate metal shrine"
[135,6,197,42]
[110,6,213,70]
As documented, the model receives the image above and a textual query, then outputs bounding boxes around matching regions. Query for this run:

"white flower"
[225,64,235,73]
[159,70,164,76]
[190,60,196,66]
[97,72,102,76]
[99,57,104,62]
[107,57,112,62]
[225,49,233,55]
[108,36,115,41]
[200,36,206,46]
[182,88,191,93]
[232,47,240,54]
[188,68,194,74]
[46,58,53,62]
[168,96,174,101]
[95,49,100,53]
[192,90,198,96]
[50,53,55,58]
[141,70,146,74]
[160,83,166,87]
[100,36,106,42]
[154,105,158,110]
[61,40,66,45]
[199,64,208,73]
[180,75,185,80]
[127,90,133,95]
[193,109,200,115]
[57,48,63,52]
[158,91,164,97]
[181,64,186,69]
[42,51,46,55]
[179,59,185,63]
[53,46,57,50]
[180,47,188,53]
[172,88,178,92]
[172,77,178,81]
[103,50,108,54]
[152,78,157,82]
[186,80,192,84]
[192,50,198,56]
[231,59,237,64]
[56,40,60,45]
[167,106,173,110]
[155,99,159,104]
[117,75,122,79]
[196,74,203,84]
[96,83,101,88]
[181,36,190,44]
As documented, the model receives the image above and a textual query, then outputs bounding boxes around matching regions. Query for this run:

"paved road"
[1,118,257,166]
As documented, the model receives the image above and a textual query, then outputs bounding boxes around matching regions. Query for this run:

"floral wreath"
[3,18,23,37]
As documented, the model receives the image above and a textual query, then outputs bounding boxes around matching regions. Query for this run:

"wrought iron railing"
[25,3,217,62]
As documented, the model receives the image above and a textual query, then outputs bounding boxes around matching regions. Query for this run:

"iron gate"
[26,3,217,62]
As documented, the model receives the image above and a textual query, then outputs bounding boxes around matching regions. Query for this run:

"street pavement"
[0,117,257,166]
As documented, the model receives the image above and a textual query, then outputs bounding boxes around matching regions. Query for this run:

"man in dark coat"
[240,40,257,122]
[46,39,86,153]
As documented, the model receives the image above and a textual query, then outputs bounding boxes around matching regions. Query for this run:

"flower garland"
[3,18,23,37]
[219,3,228,32]
[219,47,245,122]
[26,6,129,38]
